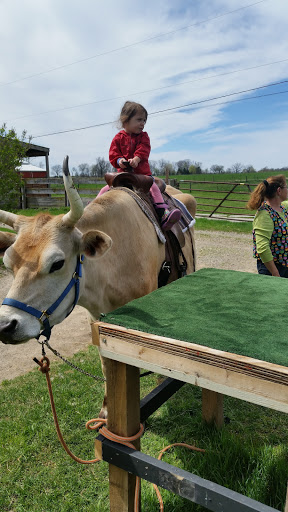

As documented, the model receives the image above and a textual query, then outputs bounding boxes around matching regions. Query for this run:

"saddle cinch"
[104,171,194,287]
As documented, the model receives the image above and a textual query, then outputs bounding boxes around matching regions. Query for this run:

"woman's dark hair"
[247,174,286,210]
[118,101,148,128]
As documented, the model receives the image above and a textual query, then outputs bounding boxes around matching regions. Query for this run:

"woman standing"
[247,175,288,277]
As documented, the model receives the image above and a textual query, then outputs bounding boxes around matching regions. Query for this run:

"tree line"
[51,158,288,177]
[2,122,288,213]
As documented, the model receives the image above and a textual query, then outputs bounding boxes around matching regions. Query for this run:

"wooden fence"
[20,177,258,220]
[20,177,105,209]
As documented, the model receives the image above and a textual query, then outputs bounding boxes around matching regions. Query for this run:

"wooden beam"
[202,389,224,427]
[105,358,140,512]
[140,378,185,422]
[98,437,278,512]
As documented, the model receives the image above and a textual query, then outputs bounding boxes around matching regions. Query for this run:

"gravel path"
[0,230,255,383]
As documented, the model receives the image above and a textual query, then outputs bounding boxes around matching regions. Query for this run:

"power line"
[7,56,288,122]
[33,80,288,138]
[152,89,288,118]
[0,0,268,88]
[149,79,288,116]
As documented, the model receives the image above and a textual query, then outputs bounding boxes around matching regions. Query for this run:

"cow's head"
[0,156,112,344]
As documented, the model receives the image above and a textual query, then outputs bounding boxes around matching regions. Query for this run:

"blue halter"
[2,255,84,341]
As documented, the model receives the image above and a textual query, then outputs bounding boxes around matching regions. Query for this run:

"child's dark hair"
[247,174,286,210]
[118,101,148,128]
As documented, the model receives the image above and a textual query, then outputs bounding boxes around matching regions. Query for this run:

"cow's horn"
[62,156,84,227]
[0,210,18,228]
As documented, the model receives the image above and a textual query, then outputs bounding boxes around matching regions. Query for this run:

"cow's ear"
[81,230,112,259]
[0,231,16,252]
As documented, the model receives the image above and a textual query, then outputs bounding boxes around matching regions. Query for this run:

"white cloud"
[0,0,288,172]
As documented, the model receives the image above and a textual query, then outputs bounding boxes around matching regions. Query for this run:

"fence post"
[165,167,169,184]
[20,184,26,210]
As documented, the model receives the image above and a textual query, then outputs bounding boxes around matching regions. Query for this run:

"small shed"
[18,163,47,179]
[21,141,50,177]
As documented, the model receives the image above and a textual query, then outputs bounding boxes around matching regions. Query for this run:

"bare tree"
[210,164,224,174]
[78,163,90,176]
[51,164,62,177]
[242,165,256,173]
[230,162,244,174]
[149,160,160,176]
[90,157,111,177]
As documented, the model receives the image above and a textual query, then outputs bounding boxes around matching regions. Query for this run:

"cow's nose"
[0,319,18,333]
[0,319,19,344]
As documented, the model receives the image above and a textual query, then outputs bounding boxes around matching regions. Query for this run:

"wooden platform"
[92,268,288,511]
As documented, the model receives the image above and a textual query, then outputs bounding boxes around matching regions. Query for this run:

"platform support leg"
[106,358,141,512]
[202,389,224,427]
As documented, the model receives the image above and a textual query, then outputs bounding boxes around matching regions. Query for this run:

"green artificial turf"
[102,268,288,367]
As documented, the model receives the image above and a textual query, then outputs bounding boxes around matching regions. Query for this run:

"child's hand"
[119,158,128,169]
[128,157,140,168]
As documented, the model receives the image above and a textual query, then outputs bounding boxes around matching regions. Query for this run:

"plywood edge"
[95,321,288,377]
[99,347,288,414]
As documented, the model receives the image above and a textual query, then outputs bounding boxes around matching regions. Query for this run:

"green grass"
[195,217,252,233]
[174,170,288,183]
[7,207,252,234]
[0,346,287,511]
[13,207,70,216]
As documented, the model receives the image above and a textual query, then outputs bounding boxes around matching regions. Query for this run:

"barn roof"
[18,164,46,172]
[22,142,50,158]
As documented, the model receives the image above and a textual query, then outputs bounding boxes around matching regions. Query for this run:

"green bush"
[0,124,31,210]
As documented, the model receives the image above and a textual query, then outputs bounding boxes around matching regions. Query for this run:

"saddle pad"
[113,187,166,243]
[172,197,196,232]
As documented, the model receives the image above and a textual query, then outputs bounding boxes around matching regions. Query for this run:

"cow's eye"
[49,260,65,273]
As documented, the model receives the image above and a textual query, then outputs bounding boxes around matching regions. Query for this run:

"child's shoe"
[161,208,181,231]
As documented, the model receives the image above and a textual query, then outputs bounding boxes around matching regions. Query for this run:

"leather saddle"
[104,172,166,195]
[103,171,191,287]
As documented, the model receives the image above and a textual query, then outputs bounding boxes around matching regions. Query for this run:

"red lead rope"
[35,356,205,512]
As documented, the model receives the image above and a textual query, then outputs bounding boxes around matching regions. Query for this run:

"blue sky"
[1,0,288,172]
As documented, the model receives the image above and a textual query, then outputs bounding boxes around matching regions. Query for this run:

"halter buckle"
[39,310,50,322]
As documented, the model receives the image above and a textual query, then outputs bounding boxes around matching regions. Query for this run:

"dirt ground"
[0,229,256,383]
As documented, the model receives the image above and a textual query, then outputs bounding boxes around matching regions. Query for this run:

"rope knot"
[33,356,50,374]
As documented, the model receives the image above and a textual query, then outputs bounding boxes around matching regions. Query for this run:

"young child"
[98,101,181,231]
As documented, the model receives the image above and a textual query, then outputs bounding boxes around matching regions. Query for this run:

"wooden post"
[106,358,141,512]
[45,154,50,177]
[20,185,27,209]
[165,167,169,184]
[202,389,224,427]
